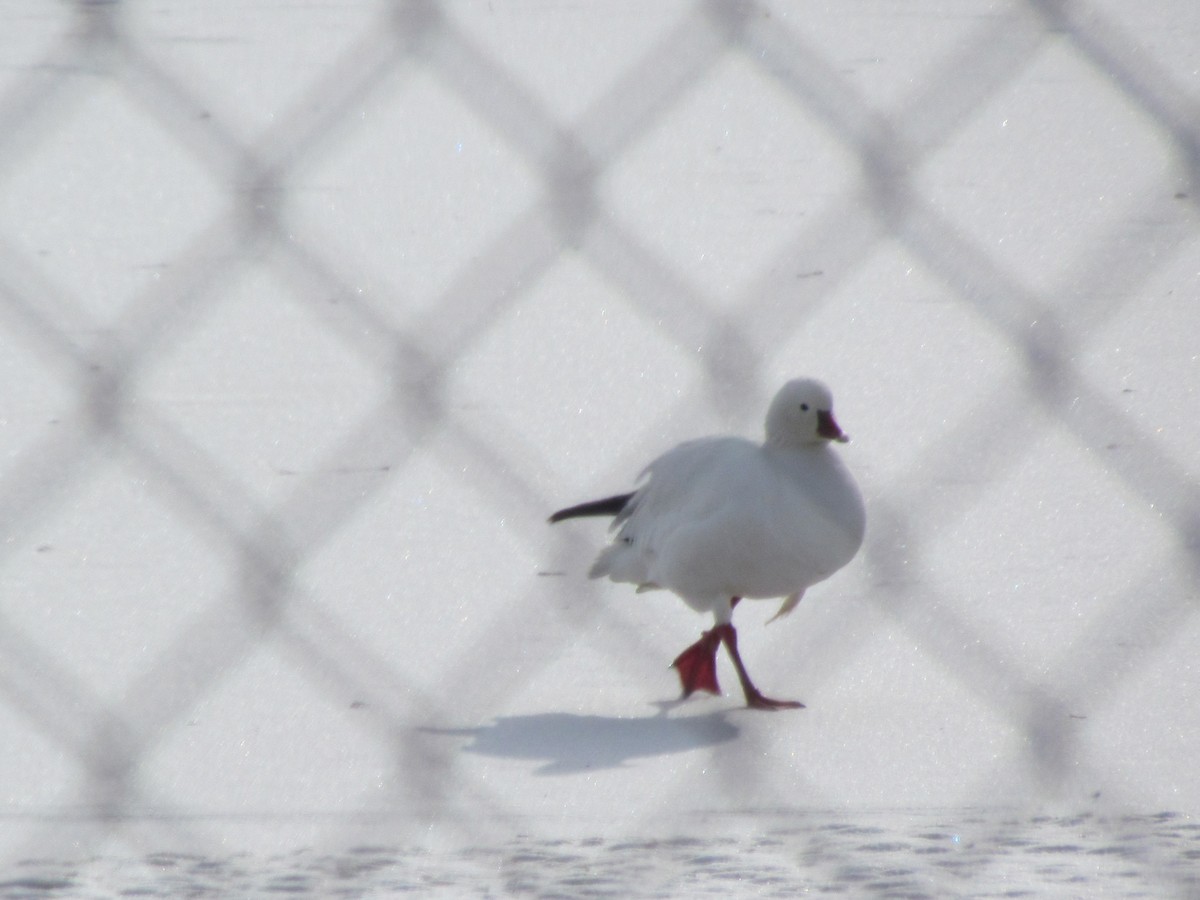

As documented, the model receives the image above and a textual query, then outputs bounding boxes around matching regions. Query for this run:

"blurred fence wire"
[0,0,1198,894]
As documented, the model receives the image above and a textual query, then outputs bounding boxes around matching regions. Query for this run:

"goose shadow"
[424,705,740,775]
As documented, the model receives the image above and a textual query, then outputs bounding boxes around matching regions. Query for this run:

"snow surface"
[0,0,1198,896]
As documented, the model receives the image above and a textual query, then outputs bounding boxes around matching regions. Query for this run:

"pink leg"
[714,623,805,711]
[671,628,723,697]
[671,597,744,697]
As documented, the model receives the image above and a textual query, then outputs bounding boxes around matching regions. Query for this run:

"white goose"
[550,378,865,710]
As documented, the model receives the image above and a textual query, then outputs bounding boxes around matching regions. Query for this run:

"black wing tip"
[548,492,635,524]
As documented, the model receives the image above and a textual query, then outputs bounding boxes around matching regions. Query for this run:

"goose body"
[550,378,865,709]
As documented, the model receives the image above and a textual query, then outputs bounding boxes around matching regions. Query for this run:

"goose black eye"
[800,403,809,412]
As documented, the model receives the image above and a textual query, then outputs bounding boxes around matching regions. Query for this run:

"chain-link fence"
[0,0,1197,895]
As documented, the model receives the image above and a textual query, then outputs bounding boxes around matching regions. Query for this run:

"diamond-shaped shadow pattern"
[0,0,1197,892]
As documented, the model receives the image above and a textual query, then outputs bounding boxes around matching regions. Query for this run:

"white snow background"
[0,1,1198,896]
